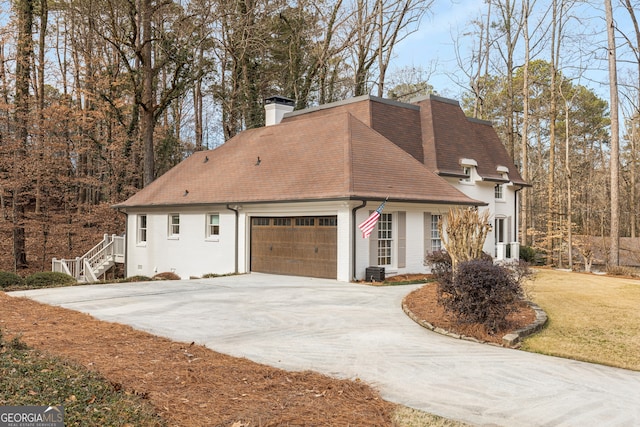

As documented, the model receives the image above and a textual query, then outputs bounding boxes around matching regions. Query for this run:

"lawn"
[522,269,640,371]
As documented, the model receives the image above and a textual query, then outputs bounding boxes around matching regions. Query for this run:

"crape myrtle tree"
[426,207,527,334]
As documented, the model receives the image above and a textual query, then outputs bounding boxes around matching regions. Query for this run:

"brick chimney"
[264,96,295,126]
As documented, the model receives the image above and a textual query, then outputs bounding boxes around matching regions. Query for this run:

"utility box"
[365,266,385,282]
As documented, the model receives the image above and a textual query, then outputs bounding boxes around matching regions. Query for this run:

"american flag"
[358,200,387,239]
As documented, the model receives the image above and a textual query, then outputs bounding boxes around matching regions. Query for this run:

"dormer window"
[461,166,472,183]
[459,158,477,184]
[496,165,509,181]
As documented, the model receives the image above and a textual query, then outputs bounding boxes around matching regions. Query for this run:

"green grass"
[522,269,640,371]
[0,331,164,427]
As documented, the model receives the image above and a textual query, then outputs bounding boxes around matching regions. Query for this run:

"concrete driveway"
[10,273,640,427]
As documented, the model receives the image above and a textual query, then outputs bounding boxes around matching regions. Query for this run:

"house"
[113,95,528,281]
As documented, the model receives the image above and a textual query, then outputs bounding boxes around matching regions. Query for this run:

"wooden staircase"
[52,234,125,283]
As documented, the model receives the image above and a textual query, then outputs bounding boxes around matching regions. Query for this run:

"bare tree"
[621,0,639,238]
[439,207,492,272]
[559,77,579,269]
[492,0,524,159]
[521,0,532,246]
[349,0,429,96]
[605,0,620,266]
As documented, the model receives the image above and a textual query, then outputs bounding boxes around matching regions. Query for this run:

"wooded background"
[0,0,638,274]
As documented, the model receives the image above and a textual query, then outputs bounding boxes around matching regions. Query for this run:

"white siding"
[447,177,519,256]
[353,202,451,280]
[124,197,510,282]
[125,207,236,279]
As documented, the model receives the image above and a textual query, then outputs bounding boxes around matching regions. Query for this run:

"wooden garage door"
[251,216,337,279]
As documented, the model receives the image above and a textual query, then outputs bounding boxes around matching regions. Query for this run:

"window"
[495,217,505,243]
[461,166,472,183]
[168,214,180,237]
[377,213,393,266]
[431,214,442,252]
[252,217,270,226]
[137,214,147,244]
[295,217,314,226]
[495,184,504,200]
[273,218,291,226]
[206,213,219,238]
[318,217,337,226]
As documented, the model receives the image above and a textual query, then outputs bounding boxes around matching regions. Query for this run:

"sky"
[393,0,487,99]
[389,0,638,109]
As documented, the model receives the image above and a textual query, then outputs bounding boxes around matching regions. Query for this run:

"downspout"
[226,204,239,274]
[351,200,367,281]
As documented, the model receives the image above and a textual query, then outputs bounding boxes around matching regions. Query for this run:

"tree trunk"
[605,0,620,266]
[546,0,559,265]
[13,0,34,270]
[623,0,639,238]
[520,0,530,246]
[563,91,573,270]
[194,55,204,150]
[141,0,155,186]
[34,0,47,215]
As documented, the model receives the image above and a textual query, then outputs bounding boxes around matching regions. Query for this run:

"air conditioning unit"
[365,266,385,282]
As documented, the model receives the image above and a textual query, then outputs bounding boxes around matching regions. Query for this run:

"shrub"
[519,245,538,264]
[120,275,153,283]
[437,259,523,334]
[505,260,533,285]
[606,265,634,277]
[24,272,76,288]
[0,272,25,288]
[424,250,452,283]
[201,272,237,279]
[152,272,181,280]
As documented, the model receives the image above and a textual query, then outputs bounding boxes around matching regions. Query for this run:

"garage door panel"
[251,216,337,279]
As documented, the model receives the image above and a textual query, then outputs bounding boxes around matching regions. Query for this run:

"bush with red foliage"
[436,259,524,334]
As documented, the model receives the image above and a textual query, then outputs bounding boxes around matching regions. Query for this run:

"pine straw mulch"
[0,292,395,426]
[402,280,536,345]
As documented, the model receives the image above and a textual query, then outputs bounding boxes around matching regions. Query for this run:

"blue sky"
[390,0,638,108]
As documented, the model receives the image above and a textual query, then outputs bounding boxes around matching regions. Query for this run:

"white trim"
[205,213,220,242]
[460,158,478,166]
[136,214,148,246]
[168,213,180,239]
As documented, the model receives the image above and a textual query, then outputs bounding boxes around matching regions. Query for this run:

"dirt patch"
[0,292,394,426]
[402,283,536,345]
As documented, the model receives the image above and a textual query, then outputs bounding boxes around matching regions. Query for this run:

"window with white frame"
[461,166,472,183]
[431,214,442,252]
[377,213,393,266]
[495,184,504,200]
[137,214,147,244]
[206,213,219,239]
[168,214,180,237]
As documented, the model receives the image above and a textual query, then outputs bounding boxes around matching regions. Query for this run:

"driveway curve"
[10,273,640,427]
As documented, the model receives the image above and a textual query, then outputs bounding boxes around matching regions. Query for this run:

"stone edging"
[401,297,548,348]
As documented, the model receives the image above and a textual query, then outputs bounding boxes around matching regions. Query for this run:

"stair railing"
[52,234,125,282]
